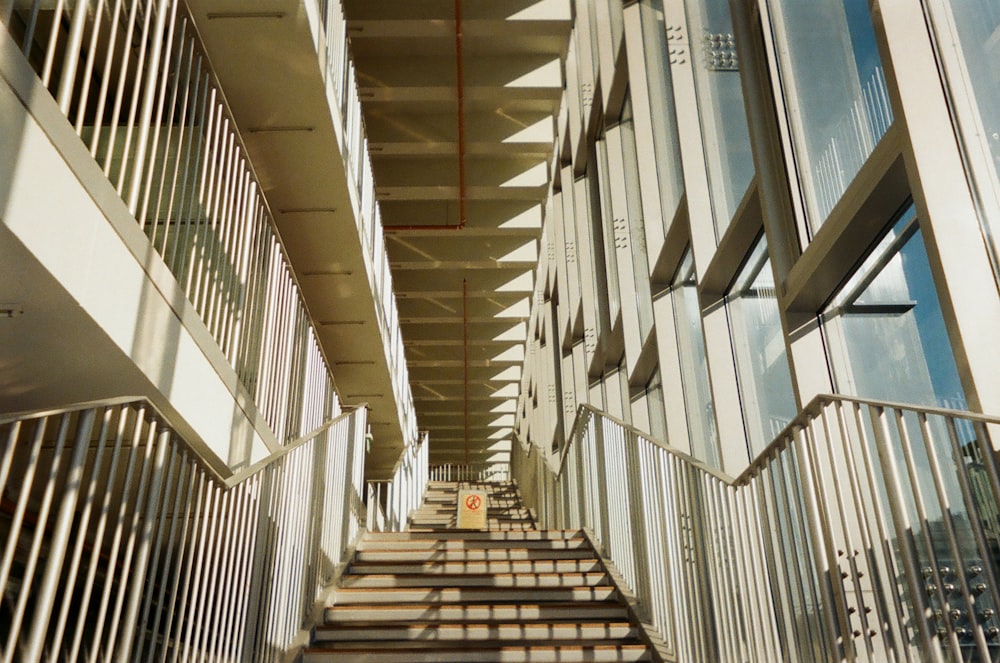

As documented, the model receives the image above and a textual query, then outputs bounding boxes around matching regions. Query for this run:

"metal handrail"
[515,395,1000,662]
[0,398,369,662]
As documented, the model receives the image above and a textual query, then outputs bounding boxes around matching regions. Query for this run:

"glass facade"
[823,203,966,409]
[670,250,719,466]
[684,0,755,235]
[727,237,797,455]
[638,0,686,232]
[765,0,893,230]
[925,1,1000,264]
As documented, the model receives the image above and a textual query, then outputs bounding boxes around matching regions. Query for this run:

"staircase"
[303,480,656,662]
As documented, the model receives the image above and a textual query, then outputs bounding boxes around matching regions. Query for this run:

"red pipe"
[384,0,467,233]
[463,277,470,465]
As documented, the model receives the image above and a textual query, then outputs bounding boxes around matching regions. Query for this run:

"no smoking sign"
[458,489,488,529]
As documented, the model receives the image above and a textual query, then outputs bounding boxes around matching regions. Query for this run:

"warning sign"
[457,489,488,529]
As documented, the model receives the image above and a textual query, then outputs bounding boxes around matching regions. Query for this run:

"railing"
[0,0,425,448]
[366,432,430,532]
[314,0,418,446]
[513,396,1000,662]
[430,463,512,483]
[0,399,368,663]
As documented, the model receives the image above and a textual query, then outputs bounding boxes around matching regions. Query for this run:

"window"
[670,249,720,466]
[684,0,755,236]
[765,0,892,230]
[727,237,797,456]
[822,203,966,410]
[638,0,686,232]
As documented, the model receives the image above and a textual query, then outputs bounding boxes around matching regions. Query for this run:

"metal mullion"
[257,253,283,428]
[49,408,114,656]
[229,476,263,662]
[244,471,278,663]
[87,0,125,156]
[40,0,68,87]
[756,462,804,663]
[259,467,287,655]
[114,0,156,198]
[676,462,702,661]
[127,0,175,218]
[103,415,162,657]
[2,413,72,663]
[707,477,737,663]
[217,156,253,352]
[23,409,98,662]
[200,486,235,660]
[160,458,209,663]
[206,486,241,663]
[741,483,781,662]
[868,406,945,660]
[891,408,962,660]
[144,28,186,250]
[116,427,172,662]
[67,405,127,661]
[181,86,219,297]
[136,0,180,227]
[102,0,142,180]
[218,170,252,357]
[638,443,663,630]
[803,412,858,660]
[725,483,754,662]
[153,23,194,256]
[188,482,225,660]
[217,482,252,662]
[171,468,215,663]
[73,0,109,133]
[190,99,226,317]
[819,404,881,661]
[0,417,45,603]
[656,451,679,654]
[730,486,761,661]
[775,449,820,662]
[832,401,902,660]
[848,403,917,661]
[55,0,91,112]
[237,210,271,381]
[143,451,192,663]
[0,420,20,515]
[916,412,994,659]
[167,50,207,274]
[132,441,182,661]
[203,129,239,337]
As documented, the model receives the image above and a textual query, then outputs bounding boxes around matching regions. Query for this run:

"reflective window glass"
[823,203,966,410]
[671,250,720,466]
[638,0,686,231]
[727,237,797,456]
[766,0,892,230]
[684,0,755,236]
[925,2,1000,262]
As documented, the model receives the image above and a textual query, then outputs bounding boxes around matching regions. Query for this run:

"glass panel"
[823,203,967,410]
[619,95,655,341]
[645,369,668,443]
[766,0,893,230]
[595,136,622,323]
[727,237,798,456]
[683,0,755,236]
[924,2,1000,266]
[671,250,720,467]
[638,0,686,232]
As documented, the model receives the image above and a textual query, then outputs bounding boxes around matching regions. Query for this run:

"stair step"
[331,585,618,604]
[339,572,610,589]
[324,602,629,623]
[302,643,652,662]
[362,529,580,542]
[312,621,638,643]
[356,538,587,551]
[354,548,596,563]
[348,559,603,574]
